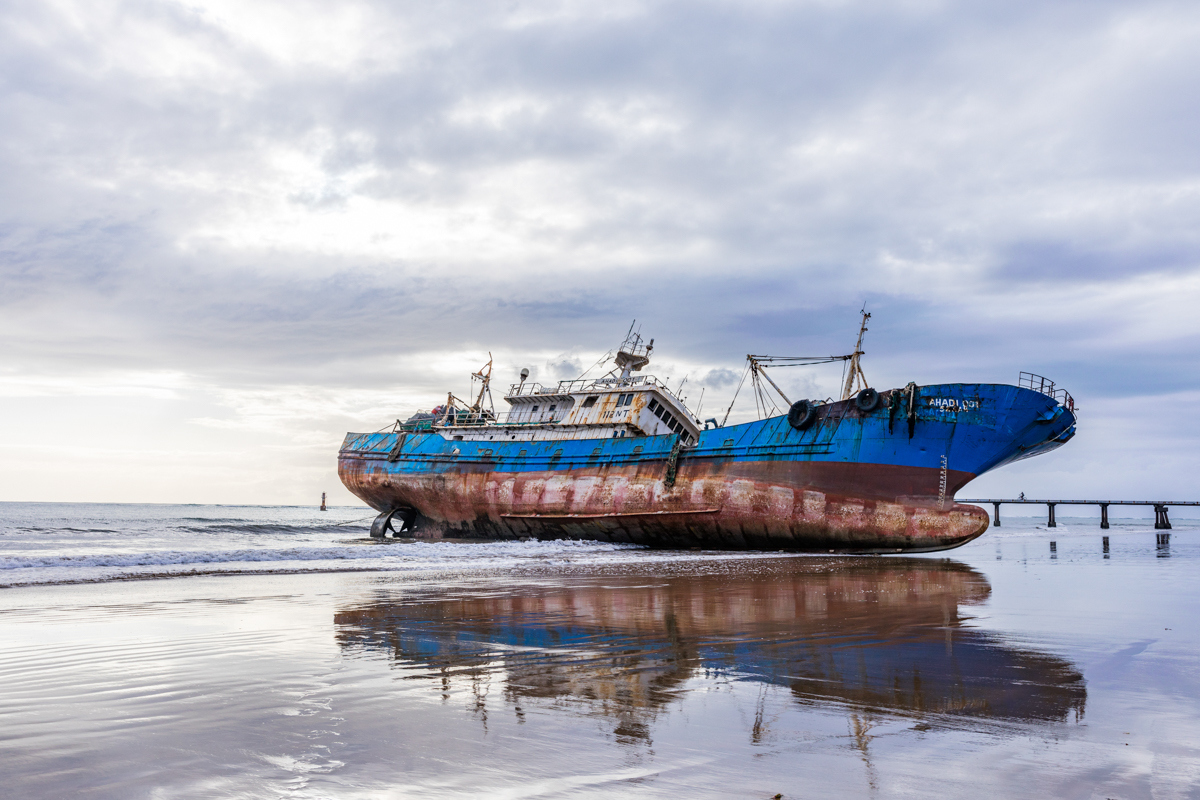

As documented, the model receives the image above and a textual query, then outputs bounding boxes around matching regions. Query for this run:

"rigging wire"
[720,363,752,428]
[575,349,616,382]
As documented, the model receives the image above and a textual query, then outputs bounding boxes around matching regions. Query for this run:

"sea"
[1,502,1198,798]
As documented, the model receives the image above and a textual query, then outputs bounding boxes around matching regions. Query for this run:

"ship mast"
[613,321,653,383]
[839,309,871,401]
[727,308,874,422]
[469,353,495,416]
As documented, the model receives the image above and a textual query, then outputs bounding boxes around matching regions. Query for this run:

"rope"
[332,515,376,527]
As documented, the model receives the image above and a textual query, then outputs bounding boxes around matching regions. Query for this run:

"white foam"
[0,538,640,572]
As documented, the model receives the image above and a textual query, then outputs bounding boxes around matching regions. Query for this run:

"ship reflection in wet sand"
[335,559,1086,741]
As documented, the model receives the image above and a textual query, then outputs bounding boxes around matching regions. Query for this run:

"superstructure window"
[582,396,598,408]
[648,398,660,412]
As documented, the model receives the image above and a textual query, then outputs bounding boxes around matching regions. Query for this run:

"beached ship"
[338,316,1077,552]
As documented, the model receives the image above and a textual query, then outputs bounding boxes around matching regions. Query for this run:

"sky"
[2,0,1198,508]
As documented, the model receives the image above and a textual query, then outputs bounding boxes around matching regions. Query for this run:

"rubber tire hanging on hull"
[855,388,880,412]
[788,399,816,430]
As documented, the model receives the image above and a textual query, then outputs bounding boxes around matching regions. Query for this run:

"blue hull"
[338,384,1076,552]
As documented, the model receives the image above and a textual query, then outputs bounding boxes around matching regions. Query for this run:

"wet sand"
[1,525,1198,798]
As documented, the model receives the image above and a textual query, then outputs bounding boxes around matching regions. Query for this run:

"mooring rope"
[331,516,375,527]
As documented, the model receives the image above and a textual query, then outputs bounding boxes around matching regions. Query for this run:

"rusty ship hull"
[338,382,1077,553]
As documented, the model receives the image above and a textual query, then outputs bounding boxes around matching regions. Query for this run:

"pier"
[959,499,1200,530]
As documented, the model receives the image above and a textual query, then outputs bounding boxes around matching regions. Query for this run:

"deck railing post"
[1100,503,1109,529]
[992,502,1001,527]
[1047,503,1056,528]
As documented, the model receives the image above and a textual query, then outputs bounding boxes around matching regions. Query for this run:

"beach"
[1,503,1198,798]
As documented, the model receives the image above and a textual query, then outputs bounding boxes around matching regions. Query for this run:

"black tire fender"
[787,399,816,430]
[855,388,880,412]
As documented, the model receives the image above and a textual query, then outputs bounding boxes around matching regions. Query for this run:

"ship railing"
[505,374,680,399]
[505,382,561,397]
[552,375,670,393]
[435,410,568,427]
[618,329,650,358]
[1019,372,1075,413]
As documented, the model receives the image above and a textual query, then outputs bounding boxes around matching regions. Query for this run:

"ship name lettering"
[925,397,981,412]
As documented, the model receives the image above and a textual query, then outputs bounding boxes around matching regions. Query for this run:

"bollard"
[993,502,1002,527]
[1100,503,1109,530]
[1047,503,1057,528]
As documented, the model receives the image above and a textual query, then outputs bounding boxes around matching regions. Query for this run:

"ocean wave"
[5,527,121,535]
[173,523,367,535]
[0,539,639,571]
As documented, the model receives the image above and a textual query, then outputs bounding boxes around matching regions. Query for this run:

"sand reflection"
[335,558,1085,738]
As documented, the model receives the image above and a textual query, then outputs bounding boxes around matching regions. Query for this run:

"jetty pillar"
[1100,503,1109,529]
[1154,504,1172,530]
[1047,503,1057,528]
[992,502,1002,527]
[1102,535,1109,556]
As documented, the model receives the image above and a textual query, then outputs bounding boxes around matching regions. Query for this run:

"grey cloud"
[2,0,1200,500]
[701,368,740,389]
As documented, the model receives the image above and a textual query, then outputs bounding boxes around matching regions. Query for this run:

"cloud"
[701,368,740,390]
[1,0,1199,501]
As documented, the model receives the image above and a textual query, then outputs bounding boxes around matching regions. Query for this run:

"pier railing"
[959,498,1199,530]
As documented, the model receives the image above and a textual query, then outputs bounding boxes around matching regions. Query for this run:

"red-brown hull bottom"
[338,458,990,553]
